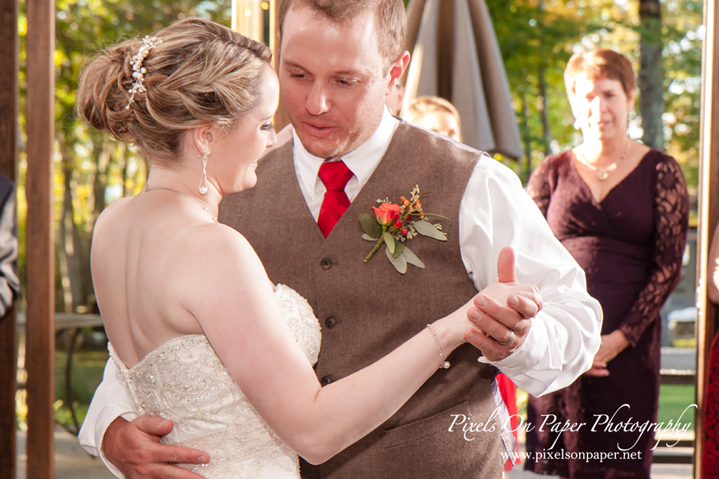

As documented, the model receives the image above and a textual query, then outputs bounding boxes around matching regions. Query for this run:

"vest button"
[320,376,332,386]
[320,258,333,269]
[325,317,336,329]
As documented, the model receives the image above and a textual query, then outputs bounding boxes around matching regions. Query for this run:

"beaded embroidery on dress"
[110,284,321,479]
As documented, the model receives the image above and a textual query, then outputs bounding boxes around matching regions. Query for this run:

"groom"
[80,1,601,478]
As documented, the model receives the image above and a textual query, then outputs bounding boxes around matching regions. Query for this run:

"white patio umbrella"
[402,0,523,159]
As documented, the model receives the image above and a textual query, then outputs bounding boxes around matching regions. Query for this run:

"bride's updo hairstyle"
[77,18,272,162]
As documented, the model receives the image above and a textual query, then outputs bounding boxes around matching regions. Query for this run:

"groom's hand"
[103,416,209,479]
[464,246,541,361]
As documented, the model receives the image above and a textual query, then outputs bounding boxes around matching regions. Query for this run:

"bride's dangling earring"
[199,150,209,195]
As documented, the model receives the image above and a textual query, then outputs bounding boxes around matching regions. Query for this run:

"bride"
[77,18,539,478]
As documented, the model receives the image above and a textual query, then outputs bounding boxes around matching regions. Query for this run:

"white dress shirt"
[292,108,601,394]
[294,106,399,218]
[79,108,602,475]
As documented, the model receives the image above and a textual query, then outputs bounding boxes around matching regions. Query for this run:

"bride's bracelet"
[426,324,450,369]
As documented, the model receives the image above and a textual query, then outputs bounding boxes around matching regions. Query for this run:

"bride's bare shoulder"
[94,196,134,230]
[178,223,271,306]
[93,197,133,236]
[188,222,264,269]
[103,195,134,213]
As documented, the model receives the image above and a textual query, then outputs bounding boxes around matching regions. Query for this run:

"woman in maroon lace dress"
[524,49,689,478]
[703,224,719,478]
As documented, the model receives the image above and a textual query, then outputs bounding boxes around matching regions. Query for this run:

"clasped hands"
[583,329,629,377]
[464,246,542,362]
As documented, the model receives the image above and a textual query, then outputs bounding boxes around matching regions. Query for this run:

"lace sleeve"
[526,157,554,217]
[619,156,689,346]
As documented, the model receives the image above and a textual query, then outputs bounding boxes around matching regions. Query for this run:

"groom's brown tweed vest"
[220,123,503,479]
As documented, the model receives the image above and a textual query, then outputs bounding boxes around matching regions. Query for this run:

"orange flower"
[372,202,401,225]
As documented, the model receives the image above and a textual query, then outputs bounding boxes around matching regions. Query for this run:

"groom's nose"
[306,82,332,116]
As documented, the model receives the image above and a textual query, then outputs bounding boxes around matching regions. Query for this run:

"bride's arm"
[184,226,538,465]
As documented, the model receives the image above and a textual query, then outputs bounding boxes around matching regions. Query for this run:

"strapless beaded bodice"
[110,284,321,479]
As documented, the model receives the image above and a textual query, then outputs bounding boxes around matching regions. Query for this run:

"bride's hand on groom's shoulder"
[464,246,542,362]
[103,416,209,479]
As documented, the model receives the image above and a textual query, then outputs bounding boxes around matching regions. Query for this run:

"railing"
[17,312,104,331]
[655,368,696,464]
[660,368,696,385]
[15,314,700,462]
[17,313,104,434]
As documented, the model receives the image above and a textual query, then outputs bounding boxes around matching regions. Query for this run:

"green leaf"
[385,244,407,274]
[383,232,395,254]
[359,213,381,239]
[413,220,447,241]
[392,241,405,258]
[401,245,425,268]
[361,234,378,242]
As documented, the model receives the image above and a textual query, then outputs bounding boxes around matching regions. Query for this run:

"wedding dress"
[109,284,321,479]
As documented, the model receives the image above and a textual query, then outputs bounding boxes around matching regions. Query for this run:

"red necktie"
[317,160,353,237]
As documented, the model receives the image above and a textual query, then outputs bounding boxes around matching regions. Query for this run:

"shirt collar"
[293,107,399,200]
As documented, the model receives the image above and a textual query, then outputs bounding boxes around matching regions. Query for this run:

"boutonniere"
[360,185,448,274]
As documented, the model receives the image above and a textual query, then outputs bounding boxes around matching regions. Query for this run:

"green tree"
[483,0,701,193]
[18,0,231,315]
[485,0,604,181]
[17,1,231,430]
[639,0,665,150]
[660,0,702,195]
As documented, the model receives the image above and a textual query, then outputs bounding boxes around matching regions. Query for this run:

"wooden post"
[270,0,289,131]
[25,0,55,478]
[232,0,265,42]
[231,0,288,131]
[0,0,18,475]
[696,0,719,476]
[269,0,277,55]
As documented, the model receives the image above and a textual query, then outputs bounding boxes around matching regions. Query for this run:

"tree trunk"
[91,133,115,213]
[121,144,129,198]
[536,0,551,164]
[57,133,85,312]
[62,162,83,311]
[518,85,533,183]
[56,135,74,313]
[86,134,112,306]
[638,0,665,151]
[538,65,552,157]
[92,136,108,226]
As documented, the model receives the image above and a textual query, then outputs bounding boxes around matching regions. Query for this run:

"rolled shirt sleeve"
[459,156,602,397]
[78,350,138,478]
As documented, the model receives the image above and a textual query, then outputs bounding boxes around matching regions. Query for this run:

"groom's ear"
[386,51,410,95]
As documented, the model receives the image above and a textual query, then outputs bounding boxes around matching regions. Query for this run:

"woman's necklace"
[143,184,218,222]
[576,140,631,180]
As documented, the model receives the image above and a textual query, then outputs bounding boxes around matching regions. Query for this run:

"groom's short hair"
[278,0,406,70]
